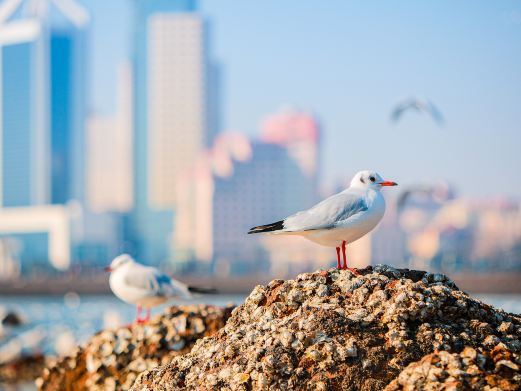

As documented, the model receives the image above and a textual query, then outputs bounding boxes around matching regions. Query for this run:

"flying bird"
[105,254,215,323]
[248,170,397,272]
[390,98,444,126]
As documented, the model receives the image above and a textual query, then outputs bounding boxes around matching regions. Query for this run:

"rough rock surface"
[0,308,45,386]
[37,304,233,391]
[131,265,521,391]
[385,345,521,390]
[0,354,46,385]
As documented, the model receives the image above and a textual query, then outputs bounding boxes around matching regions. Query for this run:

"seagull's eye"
[370,176,375,182]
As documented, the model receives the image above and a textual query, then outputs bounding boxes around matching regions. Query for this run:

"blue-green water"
[0,294,245,356]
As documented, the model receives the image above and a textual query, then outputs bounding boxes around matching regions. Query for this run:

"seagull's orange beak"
[379,181,398,187]
[104,266,112,272]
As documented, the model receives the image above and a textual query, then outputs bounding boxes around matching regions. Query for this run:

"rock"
[1,311,24,327]
[37,304,233,391]
[130,267,521,391]
[0,354,46,385]
[0,322,46,386]
[385,345,521,390]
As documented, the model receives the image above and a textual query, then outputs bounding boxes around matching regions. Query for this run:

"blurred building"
[148,12,212,208]
[87,62,133,213]
[172,134,312,274]
[173,109,322,275]
[0,0,89,272]
[127,0,220,265]
[357,197,408,269]
[260,107,321,192]
[0,237,20,280]
[0,0,88,207]
[80,62,135,267]
[397,186,521,272]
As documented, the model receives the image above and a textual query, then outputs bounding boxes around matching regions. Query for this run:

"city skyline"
[0,0,519,276]
[86,0,521,198]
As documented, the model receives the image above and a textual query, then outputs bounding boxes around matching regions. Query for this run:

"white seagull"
[248,170,397,272]
[390,97,444,126]
[105,254,212,323]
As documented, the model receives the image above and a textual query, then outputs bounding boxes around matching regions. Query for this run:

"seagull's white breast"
[303,190,386,247]
[109,265,168,308]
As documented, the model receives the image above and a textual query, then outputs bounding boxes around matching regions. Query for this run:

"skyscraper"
[0,10,47,207]
[0,0,89,271]
[148,12,209,208]
[0,0,88,207]
[260,107,321,206]
[87,62,133,213]
[128,0,219,264]
[84,62,134,266]
[173,126,322,275]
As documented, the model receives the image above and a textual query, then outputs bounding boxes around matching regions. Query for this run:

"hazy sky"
[82,0,521,198]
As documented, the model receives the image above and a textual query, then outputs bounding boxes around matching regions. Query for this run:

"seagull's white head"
[105,254,134,272]
[350,170,398,191]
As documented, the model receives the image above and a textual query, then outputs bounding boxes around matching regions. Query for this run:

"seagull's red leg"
[342,241,360,275]
[342,241,347,270]
[145,308,151,322]
[136,305,142,323]
[336,247,341,269]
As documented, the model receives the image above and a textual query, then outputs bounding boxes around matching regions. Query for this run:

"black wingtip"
[188,286,218,294]
[247,220,284,234]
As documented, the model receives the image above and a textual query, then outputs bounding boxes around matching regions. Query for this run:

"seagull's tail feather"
[248,220,284,234]
[187,286,218,294]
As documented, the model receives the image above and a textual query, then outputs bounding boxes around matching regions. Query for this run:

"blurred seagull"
[390,97,444,126]
[105,254,215,323]
[248,170,397,273]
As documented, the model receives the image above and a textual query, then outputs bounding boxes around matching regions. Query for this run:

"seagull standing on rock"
[248,170,397,273]
[105,254,213,323]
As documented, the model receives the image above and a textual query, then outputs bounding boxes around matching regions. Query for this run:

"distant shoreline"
[0,272,520,295]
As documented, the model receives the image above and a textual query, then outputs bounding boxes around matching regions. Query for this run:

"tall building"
[261,109,320,177]
[260,108,321,206]
[128,0,219,264]
[87,62,133,213]
[0,0,88,207]
[211,141,317,274]
[0,0,89,271]
[148,12,209,207]
[173,124,323,275]
[81,62,135,267]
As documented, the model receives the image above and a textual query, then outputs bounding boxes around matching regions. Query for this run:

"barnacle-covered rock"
[37,304,233,390]
[130,266,521,391]
[385,345,521,390]
[0,354,47,385]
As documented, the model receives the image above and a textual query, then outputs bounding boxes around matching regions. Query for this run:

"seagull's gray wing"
[124,265,191,298]
[427,100,444,125]
[390,99,416,122]
[283,191,368,232]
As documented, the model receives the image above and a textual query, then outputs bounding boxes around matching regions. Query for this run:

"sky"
[82,0,521,198]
